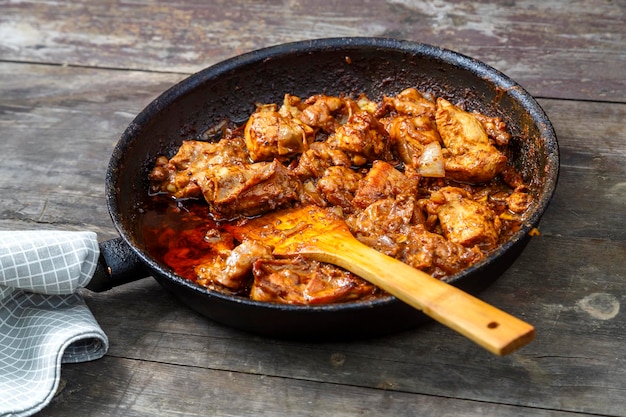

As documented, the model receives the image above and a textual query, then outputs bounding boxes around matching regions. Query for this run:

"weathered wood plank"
[536,99,626,241]
[0,0,623,102]
[40,355,586,417]
[0,63,183,238]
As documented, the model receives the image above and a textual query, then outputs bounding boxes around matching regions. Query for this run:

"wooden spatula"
[226,205,535,355]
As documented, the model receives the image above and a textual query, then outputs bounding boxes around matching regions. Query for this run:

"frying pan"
[88,37,559,340]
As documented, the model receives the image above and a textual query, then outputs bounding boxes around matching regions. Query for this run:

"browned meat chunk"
[292,141,351,179]
[435,98,507,183]
[250,256,379,304]
[317,166,363,210]
[149,138,249,198]
[279,93,355,132]
[346,196,421,257]
[295,94,347,133]
[500,165,527,189]
[401,224,482,278]
[443,149,507,184]
[195,240,273,291]
[200,160,302,220]
[472,112,512,146]
[507,187,533,213]
[327,112,390,166]
[244,105,312,162]
[383,114,445,177]
[385,114,441,147]
[352,161,420,209]
[429,186,502,249]
[381,87,436,119]
[278,93,305,118]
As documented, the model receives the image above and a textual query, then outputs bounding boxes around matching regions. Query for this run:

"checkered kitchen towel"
[0,231,108,417]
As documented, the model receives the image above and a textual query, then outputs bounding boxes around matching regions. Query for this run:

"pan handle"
[86,237,152,292]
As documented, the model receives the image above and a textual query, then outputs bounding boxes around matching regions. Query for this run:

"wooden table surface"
[1,1,625,416]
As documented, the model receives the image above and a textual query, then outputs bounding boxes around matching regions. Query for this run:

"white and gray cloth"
[0,231,109,417]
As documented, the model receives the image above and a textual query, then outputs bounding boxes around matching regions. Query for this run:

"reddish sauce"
[141,197,221,281]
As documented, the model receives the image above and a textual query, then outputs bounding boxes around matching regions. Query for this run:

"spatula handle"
[314,237,535,356]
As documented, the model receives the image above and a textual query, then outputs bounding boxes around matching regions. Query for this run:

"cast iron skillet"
[88,37,559,340]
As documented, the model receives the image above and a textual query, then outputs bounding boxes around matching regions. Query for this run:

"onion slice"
[418,141,445,177]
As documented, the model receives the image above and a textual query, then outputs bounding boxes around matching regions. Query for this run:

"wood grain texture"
[0,62,183,238]
[537,99,626,241]
[0,0,624,101]
[45,355,588,417]
[0,1,625,416]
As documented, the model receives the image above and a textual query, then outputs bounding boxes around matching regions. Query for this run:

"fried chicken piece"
[317,165,363,210]
[506,187,533,213]
[149,137,303,219]
[435,98,507,183]
[383,114,445,177]
[346,196,422,257]
[381,87,436,119]
[296,94,347,132]
[327,111,390,166]
[199,160,302,220]
[429,186,502,249]
[401,224,483,278]
[149,138,249,199]
[250,256,378,304]
[352,160,420,209]
[244,105,312,162]
[195,240,273,291]
[472,111,511,146]
[279,93,363,133]
[292,141,352,179]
